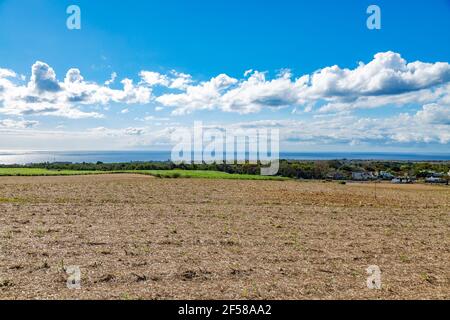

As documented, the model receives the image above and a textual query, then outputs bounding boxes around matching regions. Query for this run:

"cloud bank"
[1,52,449,150]
[1,52,449,118]
[152,51,450,115]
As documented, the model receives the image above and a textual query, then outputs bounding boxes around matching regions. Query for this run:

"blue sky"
[0,0,449,152]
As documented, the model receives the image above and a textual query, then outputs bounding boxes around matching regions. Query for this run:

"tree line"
[1,159,449,180]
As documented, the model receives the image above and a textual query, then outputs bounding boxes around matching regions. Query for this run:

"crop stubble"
[0,174,448,299]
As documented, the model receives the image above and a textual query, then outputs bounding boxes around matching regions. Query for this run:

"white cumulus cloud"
[0,118,39,129]
[0,61,152,119]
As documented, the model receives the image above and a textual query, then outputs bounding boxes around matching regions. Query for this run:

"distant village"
[350,170,450,184]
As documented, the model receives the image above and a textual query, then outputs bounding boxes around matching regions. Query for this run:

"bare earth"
[0,174,449,299]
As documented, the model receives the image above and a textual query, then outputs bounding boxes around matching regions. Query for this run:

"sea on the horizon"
[0,150,449,165]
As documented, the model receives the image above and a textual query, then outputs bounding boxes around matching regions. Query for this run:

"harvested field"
[0,174,449,299]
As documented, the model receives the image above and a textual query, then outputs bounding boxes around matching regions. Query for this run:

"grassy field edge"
[0,168,288,181]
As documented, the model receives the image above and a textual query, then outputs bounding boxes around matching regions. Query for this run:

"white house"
[391,177,413,184]
[352,172,375,181]
[425,176,446,184]
[378,171,394,180]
